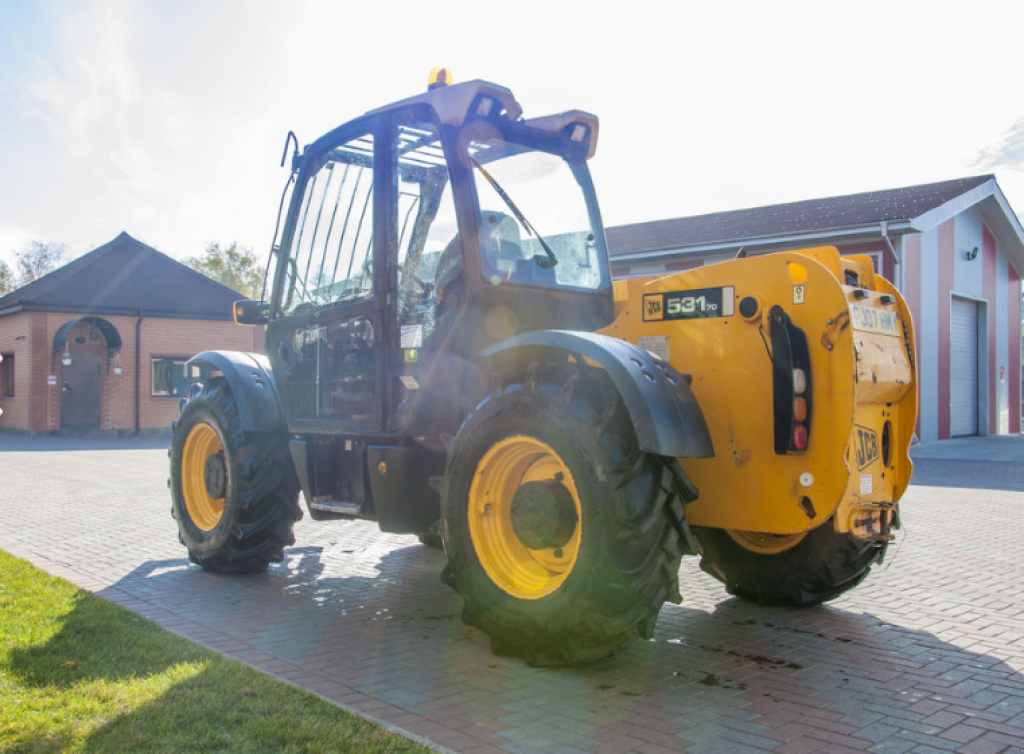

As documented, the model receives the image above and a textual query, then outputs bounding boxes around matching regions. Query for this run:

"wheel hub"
[204,453,227,499]
[510,479,578,550]
[468,435,583,599]
[727,529,807,555]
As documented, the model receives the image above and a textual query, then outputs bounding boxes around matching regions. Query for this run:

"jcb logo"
[854,425,879,470]
[643,294,664,321]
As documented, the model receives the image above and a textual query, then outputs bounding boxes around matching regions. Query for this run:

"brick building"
[0,232,262,434]
[607,175,1024,441]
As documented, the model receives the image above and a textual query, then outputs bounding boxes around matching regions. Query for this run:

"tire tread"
[170,378,301,574]
[444,363,686,667]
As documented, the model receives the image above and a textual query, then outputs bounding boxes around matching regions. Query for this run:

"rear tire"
[442,363,685,667]
[694,520,887,606]
[170,378,302,573]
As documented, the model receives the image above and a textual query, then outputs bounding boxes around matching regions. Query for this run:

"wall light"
[965,246,979,261]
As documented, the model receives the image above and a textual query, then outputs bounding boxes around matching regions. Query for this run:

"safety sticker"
[860,474,872,495]
[639,335,670,362]
[401,324,423,349]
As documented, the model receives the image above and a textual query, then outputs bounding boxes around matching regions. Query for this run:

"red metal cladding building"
[0,232,262,434]
[607,175,1024,441]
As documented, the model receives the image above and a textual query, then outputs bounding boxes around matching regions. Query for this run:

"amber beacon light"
[428,67,453,89]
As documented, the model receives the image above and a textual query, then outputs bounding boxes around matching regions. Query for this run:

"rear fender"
[186,350,285,433]
[482,330,713,459]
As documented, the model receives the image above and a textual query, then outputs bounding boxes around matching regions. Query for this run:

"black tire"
[417,521,445,550]
[693,520,887,606]
[170,378,302,573]
[442,363,685,667]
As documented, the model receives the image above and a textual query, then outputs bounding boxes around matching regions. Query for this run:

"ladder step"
[310,497,362,515]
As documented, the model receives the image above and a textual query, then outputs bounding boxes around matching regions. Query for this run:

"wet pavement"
[0,432,1022,753]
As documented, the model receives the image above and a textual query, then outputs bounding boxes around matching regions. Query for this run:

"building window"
[0,353,12,397]
[864,251,883,273]
[151,358,192,397]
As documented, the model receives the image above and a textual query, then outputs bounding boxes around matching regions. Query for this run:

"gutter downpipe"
[879,221,902,290]
[135,309,144,435]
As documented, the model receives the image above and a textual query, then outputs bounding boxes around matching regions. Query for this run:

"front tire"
[170,378,302,573]
[442,364,685,667]
[694,520,887,606]
[417,521,445,550]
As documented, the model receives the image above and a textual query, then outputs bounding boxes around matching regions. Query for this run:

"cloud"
[973,117,1024,172]
[0,1,154,242]
[0,221,42,262]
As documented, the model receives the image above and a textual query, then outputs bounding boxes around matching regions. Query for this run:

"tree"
[0,260,15,295]
[14,241,67,285]
[0,241,67,295]
[184,242,264,299]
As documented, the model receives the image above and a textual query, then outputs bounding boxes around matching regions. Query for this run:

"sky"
[1,0,1023,269]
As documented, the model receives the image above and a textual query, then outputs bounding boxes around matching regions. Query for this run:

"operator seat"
[434,234,464,311]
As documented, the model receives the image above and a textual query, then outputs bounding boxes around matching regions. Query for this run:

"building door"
[950,297,979,437]
[61,350,102,430]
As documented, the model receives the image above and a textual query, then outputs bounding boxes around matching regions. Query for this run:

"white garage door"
[950,298,979,437]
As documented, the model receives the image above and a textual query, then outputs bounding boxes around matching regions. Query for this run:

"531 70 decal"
[643,286,735,321]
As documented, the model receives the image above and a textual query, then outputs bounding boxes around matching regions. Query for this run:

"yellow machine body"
[601,247,917,539]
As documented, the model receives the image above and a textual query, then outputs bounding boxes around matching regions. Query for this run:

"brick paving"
[0,432,1022,754]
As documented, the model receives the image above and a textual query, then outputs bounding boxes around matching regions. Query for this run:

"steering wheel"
[400,264,434,300]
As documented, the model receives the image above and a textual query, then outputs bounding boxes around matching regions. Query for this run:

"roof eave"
[910,177,1024,275]
[978,189,1024,277]
[610,220,915,265]
[0,302,234,321]
[910,178,998,233]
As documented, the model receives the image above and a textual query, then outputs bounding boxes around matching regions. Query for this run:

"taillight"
[793,368,807,395]
[793,395,807,422]
[770,306,812,454]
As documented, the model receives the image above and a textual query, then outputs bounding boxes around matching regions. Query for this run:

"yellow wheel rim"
[727,529,807,555]
[468,436,583,599]
[181,422,226,531]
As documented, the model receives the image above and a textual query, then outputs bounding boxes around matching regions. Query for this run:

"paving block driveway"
[0,433,1022,754]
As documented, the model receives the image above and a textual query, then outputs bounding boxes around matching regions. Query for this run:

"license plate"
[850,304,901,336]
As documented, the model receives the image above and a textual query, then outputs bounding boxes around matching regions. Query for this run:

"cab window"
[281,133,375,316]
[468,138,607,291]
[395,123,458,349]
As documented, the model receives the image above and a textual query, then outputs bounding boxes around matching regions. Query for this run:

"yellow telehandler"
[169,71,916,666]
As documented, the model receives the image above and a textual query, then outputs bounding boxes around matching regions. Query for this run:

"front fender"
[483,330,713,459]
[186,350,285,433]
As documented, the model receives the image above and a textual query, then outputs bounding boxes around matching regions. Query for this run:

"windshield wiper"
[471,158,557,269]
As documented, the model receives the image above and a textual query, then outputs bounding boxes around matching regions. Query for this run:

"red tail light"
[770,306,812,454]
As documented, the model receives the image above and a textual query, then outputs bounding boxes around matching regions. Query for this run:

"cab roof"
[364,79,523,127]
[362,78,600,160]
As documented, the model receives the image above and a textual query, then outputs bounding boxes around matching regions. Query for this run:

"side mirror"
[233,300,270,325]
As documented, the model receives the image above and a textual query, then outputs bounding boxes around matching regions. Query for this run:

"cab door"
[268,125,386,433]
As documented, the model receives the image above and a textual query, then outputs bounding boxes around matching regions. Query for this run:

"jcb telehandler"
[170,71,917,667]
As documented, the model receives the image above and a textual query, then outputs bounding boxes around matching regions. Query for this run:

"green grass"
[0,550,432,753]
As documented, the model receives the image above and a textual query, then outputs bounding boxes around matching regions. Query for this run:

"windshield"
[468,139,608,291]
